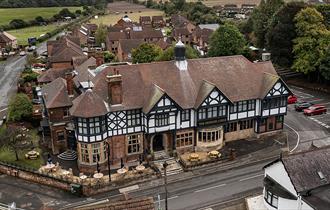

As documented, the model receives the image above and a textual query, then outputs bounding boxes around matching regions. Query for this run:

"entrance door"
[153,134,164,151]
[267,116,275,132]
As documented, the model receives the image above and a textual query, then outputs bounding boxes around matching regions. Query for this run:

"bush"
[9,19,28,29]
[23,72,39,83]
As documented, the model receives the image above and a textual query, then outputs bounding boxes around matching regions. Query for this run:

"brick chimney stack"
[106,69,122,105]
[65,72,74,97]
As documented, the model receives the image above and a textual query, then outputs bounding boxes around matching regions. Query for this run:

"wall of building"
[225,128,254,142]
[50,124,67,154]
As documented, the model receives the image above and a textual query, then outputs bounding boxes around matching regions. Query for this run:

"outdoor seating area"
[38,163,155,187]
[180,150,222,167]
[25,150,40,159]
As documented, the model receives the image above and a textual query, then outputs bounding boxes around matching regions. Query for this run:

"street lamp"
[105,141,111,181]
[163,161,169,210]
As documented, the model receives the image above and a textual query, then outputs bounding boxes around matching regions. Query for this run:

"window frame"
[57,131,65,141]
[176,131,194,148]
[127,134,142,155]
[155,113,169,127]
[181,110,190,122]
[127,110,141,127]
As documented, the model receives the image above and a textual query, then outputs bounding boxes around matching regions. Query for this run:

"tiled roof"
[70,89,108,118]
[130,29,163,39]
[173,27,191,36]
[140,16,151,22]
[0,32,16,43]
[73,57,97,87]
[118,39,144,54]
[49,37,84,63]
[152,15,164,21]
[72,56,89,69]
[282,146,330,193]
[107,32,128,41]
[92,55,278,112]
[42,78,72,108]
[76,197,155,210]
[38,68,71,83]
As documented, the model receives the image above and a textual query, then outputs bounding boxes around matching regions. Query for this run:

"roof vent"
[174,39,186,61]
[317,171,326,180]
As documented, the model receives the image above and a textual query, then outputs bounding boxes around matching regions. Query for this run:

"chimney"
[262,52,271,61]
[65,72,74,97]
[106,69,123,105]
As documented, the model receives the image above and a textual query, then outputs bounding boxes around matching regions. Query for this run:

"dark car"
[32,99,41,104]
[295,102,313,112]
[304,105,327,116]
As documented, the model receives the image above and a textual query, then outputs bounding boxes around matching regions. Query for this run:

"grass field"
[0,128,44,170]
[0,7,81,26]
[90,10,164,25]
[7,24,60,45]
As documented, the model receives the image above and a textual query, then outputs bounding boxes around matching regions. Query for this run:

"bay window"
[198,127,223,143]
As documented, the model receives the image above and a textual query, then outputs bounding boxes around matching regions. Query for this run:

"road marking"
[285,123,300,153]
[155,195,179,203]
[306,98,323,103]
[239,174,263,182]
[194,183,226,193]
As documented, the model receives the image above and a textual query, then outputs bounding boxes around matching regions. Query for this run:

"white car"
[19,51,27,56]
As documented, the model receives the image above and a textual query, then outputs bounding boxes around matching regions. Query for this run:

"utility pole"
[163,161,169,210]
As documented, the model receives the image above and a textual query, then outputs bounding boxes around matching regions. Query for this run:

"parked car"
[19,51,26,56]
[288,95,298,104]
[303,105,327,116]
[32,99,41,104]
[295,102,313,112]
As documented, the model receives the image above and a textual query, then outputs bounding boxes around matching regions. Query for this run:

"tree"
[8,93,33,122]
[208,23,246,57]
[157,45,199,61]
[9,19,27,29]
[0,126,27,161]
[251,0,284,48]
[266,2,306,67]
[35,16,45,23]
[132,43,162,64]
[292,7,330,80]
[95,23,108,46]
[103,51,115,63]
[320,47,330,80]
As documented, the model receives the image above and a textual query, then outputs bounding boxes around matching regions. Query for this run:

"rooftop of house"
[41,77,72,109]
[281,146,330,193]
[152,15,164,21]
[0,31,16,43]
[48,36,84,63]
[38,68,72,84]
[118,39,144,54]
[73,55,281,114]
[130,29,163,39]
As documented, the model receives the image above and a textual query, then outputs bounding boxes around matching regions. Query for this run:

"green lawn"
[7,24,60,45]
[0,128,45,170]
[0,7,81,26]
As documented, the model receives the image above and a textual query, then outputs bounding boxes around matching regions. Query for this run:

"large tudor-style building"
[41,42,291,173]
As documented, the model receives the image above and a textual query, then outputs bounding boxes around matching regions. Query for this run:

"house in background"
[139,16,152,27]
[263,147,330,210]
[73,24,98,46]
[193,24,219,56]
[0,31,17,50]
[152,16,165,28]
[117,39,144,62]
[47,35,84,69]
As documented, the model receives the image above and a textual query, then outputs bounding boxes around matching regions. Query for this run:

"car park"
[303,105,327,116]
[288,95,298,104]
[295,102,313,112]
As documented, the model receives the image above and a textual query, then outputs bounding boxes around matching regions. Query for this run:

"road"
[0,40,49,123]
[285,85,330,152]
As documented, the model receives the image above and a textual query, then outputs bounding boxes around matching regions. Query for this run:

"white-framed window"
[127,134,142,154]
[264,190,278,208]
[181,110,190,122]
[92,143,101,163]
[198,128,222,143]
[80,143,89,163]
[127,110,141,127]
[155,113,169,126]
[176,131,193,147]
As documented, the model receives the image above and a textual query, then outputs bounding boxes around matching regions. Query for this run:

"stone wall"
[0,162,72,192]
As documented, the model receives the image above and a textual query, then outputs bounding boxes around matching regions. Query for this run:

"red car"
[304,105,327,116]
[288,95,298,104]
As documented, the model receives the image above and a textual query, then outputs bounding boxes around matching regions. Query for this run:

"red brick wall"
[110,135,126,164]
[50,125,67,154]
[48,107,71,122]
